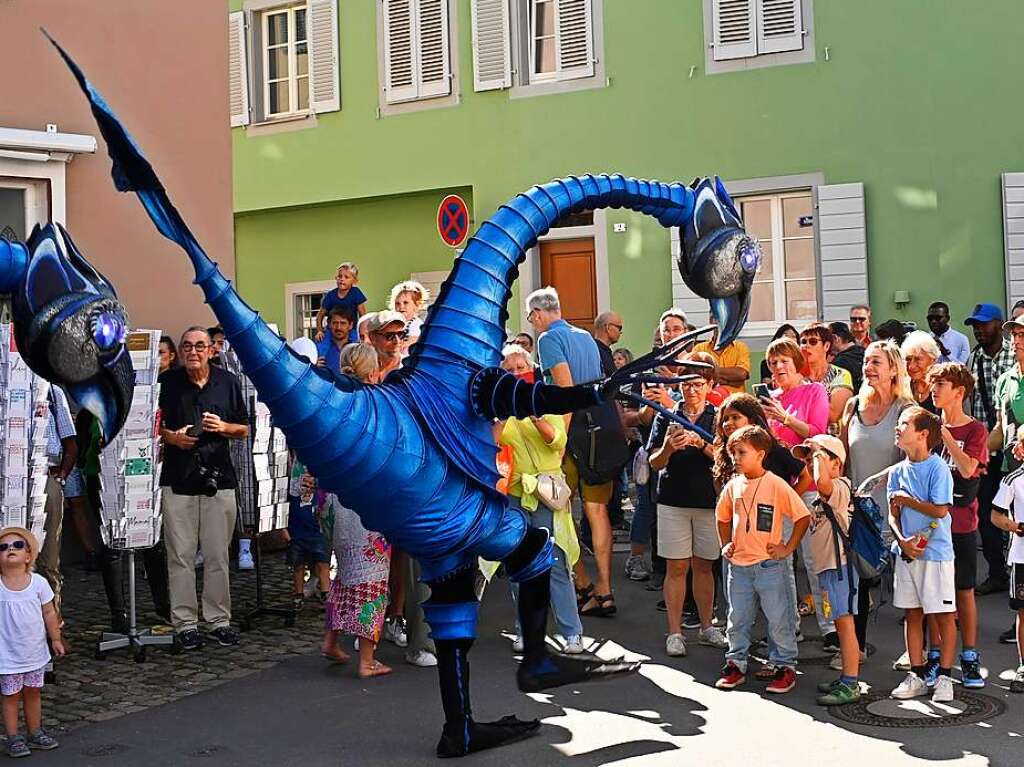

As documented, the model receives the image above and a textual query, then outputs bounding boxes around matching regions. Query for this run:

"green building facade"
[227,0,1024,358]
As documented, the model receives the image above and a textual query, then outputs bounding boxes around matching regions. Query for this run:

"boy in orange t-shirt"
[715,425,810,694]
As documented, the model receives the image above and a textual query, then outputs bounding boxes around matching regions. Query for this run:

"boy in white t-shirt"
[991,467,1024,694]
[0,527,65,757]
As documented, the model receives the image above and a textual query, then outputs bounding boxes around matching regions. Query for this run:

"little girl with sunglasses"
[0,527,64,757]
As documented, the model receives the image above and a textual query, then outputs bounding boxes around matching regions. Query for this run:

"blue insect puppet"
[48,34,760,758]
[0,222,133,441]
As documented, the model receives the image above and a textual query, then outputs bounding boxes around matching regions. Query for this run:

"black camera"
[191,461,223,498]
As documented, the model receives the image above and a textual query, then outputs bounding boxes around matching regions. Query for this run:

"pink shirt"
[769,380,829,447]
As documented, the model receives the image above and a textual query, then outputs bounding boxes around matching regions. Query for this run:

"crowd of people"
[5,256,1024,754]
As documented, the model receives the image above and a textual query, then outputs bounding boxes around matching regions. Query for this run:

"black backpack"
[566,400,630,485]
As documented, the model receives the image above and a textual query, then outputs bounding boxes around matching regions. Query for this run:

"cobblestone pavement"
[45,551,322,734]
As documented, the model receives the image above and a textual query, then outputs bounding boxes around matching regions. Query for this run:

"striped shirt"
[45,386,76,466]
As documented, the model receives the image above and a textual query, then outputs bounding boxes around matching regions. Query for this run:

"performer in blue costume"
[24,35,760,758]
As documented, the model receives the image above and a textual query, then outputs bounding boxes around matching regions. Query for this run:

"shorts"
[818,567,859,619]
[286,536,330,568]
[951,530,979,591]
[1011,563,1024,611]
[562,453,613,505]
[64,467,85,499]
[657,505,719,560]
[893,558,956,614]
[0,667,45,696]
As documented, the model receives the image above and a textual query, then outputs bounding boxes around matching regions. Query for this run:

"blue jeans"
[509,500,583,639]
[726,559,798,671]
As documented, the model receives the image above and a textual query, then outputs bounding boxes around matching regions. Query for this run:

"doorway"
[539,237,597,332]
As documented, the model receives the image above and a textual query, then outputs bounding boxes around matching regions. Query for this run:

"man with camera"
[159,326,249,651]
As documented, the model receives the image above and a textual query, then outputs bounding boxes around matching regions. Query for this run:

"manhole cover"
[829,690,1005,728]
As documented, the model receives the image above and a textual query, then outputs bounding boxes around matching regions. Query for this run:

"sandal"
[575,583,595,609]
[358,660,393,679]
[320,648,351,663]
[580,593,617,617]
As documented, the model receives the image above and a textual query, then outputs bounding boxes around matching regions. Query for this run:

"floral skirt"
[322,494,392,642]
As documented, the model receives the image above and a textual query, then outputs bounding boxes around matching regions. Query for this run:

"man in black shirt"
[829,321,864,392]
[592,312,623,377]
[159,326,249,650]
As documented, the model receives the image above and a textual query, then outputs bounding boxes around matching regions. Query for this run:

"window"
[381,0,453,105]
[264,6,310,117]
[294,291,324,339]
[704,0,814,73]
[228,1,340,129]
[738,191,817,324]
[470,0,602,95]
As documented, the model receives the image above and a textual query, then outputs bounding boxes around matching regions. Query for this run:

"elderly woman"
[901,330,941,414]
[840,340,914,668]
[800,323,854,430]
[648,363,726,656]
[497,344,584,654]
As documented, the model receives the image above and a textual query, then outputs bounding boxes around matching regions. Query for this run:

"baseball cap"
[366,310,408,334]
[1002,318,1024,337]
[791,434,847,465]
[964,303,1004,326]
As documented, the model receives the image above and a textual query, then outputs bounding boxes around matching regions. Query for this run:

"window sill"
[509,74,606,100]
[244,113,318,137]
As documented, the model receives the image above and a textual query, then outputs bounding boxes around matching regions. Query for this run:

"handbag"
[520,419,572,512]
[631,444,650,486]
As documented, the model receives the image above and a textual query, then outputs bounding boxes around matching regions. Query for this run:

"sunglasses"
[376,331,408,343]
[799,337,821,346]
[0,540,28,552]
[608,323,623,331]
[180,342,209,352]
[849,317,868,324]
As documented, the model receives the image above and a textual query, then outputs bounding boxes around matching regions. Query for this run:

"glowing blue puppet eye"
[739,240,761,273]
[92,312,125,351]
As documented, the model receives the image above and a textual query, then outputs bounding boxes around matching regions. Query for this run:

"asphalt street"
[40,555,1024,767]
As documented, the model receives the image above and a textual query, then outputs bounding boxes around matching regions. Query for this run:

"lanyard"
[737,474,766,533]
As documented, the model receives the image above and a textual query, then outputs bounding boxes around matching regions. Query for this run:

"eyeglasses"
[0,540,27,552]
[680,379,708,389]
[799,337,821,346]
[180,342,209,353]
[608,323,623,331]
[849,316,868,324]
[375,331,408,343]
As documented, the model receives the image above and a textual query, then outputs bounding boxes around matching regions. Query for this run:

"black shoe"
[436,716,540,758]
[682,612,701,630]
[1000,624,1018,644]
[517,653,641,693]
[209,626,240,647]
[645,574,665,592]
[110,612,129,635]
[822,631,841,653]
[178,629,204,651]
[976,578,1008,596]
[656,600,667,612]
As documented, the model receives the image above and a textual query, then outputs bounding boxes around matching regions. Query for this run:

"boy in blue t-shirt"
[315,262,367,344]
[887,406,956,703]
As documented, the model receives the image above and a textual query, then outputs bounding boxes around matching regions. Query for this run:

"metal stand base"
[239,533,295,632]
[94,548,175,662]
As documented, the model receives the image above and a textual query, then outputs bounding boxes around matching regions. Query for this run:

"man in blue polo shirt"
[316,306,355,373]
[528,286,618,617]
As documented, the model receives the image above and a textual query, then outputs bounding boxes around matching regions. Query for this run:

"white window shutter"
[711,0,756,61]
[555,0,594,81]
[416,0,452,98]
[471,0,512,91]
[816,183,868,322]
[669,229,714,323]
[1002,173,1024,308]
[308,0,341,114]
[756,0,804,54]
[228,11,250,127]
[384,0,418,103]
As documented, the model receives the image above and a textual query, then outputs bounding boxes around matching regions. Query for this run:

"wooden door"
[539,238,597,332]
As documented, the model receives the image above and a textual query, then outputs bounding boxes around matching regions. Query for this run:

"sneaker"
[3,736,29,758]
[829,649,868,671]
[754,664,778,681]
[665,633,687,657]
[697,626,728,649]
[931,674,955,703]
[563,635,585,655]
[237,549,255,571]
[209,626,240,647]
[624,555,650,581]
[645,573,665,591]
[891,672,928,699]
[923,649,940,688]
[177,628,204,651]
[817,677,841,693]
[960,650,985,688]
[656,600,667,612]
[303,575,319,598]
[822,631,840,653]
[405,649,438,667]
[511,636,524,653]
[1010,665,1024,694]
[892,649,911,671]
[999,623,1018,644]
[975,577,1008,595]
[682,612,701,630]
[384,617,408,648]
[26,729,59,751]
[715,662,745,690]
[817,680,860,706]
[766,666,796,694]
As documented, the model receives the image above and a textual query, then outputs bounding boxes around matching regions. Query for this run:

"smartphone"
[186,424,203,438]
[753,383,771,400]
